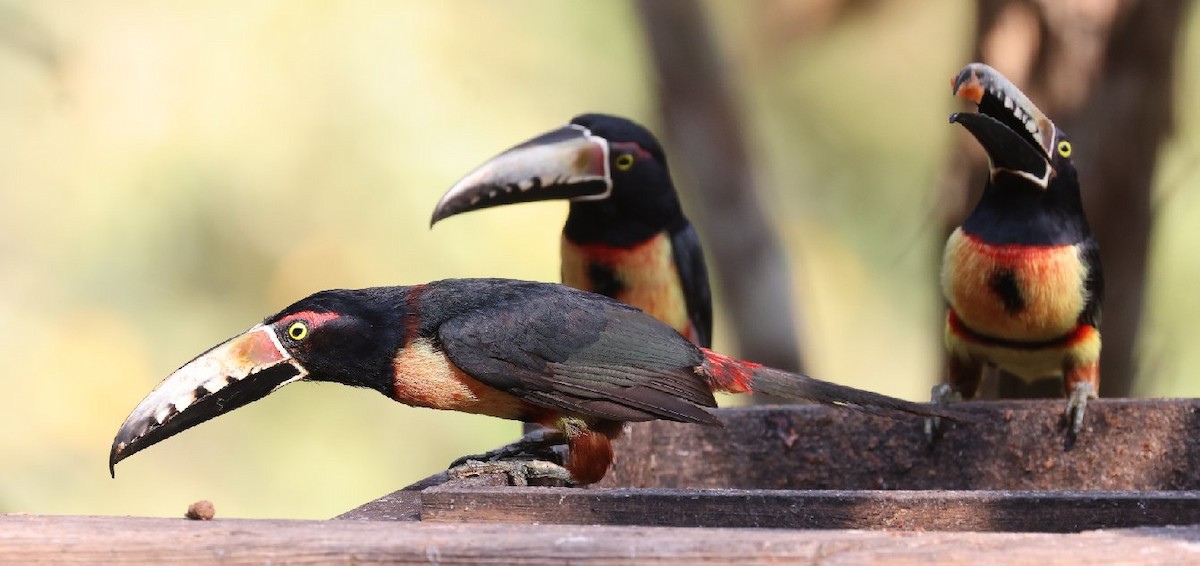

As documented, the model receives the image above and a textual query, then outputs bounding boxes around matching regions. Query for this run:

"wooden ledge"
[343,399,1200,531]
[596,398,1200,491]
[410,486,1200,531]
[4,514,1200,563]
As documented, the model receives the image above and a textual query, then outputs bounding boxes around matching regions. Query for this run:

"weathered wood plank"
[337,471,453,521]
[597,399,1200,491]
[417,487,1200,532]
[3,514,1200,564]
[343,399,1200,529]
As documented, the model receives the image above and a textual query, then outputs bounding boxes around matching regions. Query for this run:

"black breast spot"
[989,269,1026,314]
[587,262,625,298]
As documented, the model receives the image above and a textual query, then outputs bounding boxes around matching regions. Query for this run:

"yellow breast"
[945,311,1101,382]
[942,228,1089,341]
[561,232,692,339]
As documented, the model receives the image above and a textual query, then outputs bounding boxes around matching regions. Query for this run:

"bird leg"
[446,428,573,486]
[1064,363,1100,433]
[448,428,567,469]
[445,419,620,486]
[925,356,979,442]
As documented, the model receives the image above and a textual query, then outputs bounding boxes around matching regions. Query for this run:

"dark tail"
[701,349,965,420]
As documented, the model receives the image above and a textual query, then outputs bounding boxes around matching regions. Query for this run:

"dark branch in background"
[941,0,1190,398]
[0,6,60,73]
[635,0,806,384]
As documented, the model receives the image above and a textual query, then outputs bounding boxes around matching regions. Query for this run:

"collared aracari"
[936,63,1103,434]
[430,114,713,348]
[111,278,958,485]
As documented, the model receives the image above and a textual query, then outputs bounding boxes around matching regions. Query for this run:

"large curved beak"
[109,325,306,476]
[949,62,1056,188]
[430,123,612,225]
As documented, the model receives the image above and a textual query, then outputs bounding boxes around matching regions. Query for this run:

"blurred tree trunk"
[940,0,1190,398]
[634,0,806,383]
[0,6,58,72]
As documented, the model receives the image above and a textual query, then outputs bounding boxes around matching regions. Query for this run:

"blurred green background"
[1,1,1198,519]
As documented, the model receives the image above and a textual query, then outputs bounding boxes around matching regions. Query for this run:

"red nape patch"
[700,349,759,394]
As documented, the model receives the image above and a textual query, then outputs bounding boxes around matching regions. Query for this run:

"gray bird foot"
[924,383,962,443]
[1066,381,1098,434]
[447,459,574,487]
[449,428,567,469]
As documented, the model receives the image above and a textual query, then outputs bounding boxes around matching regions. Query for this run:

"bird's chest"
[561,232,690,335]
[942,228,1088,341]
[391,338,529,420]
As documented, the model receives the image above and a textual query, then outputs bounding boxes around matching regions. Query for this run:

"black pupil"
[291,324,304,338]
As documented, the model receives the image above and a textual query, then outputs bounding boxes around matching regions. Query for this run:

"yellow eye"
[615,153,635,171]
[287,321,308,341]
[1057,140,1072,158]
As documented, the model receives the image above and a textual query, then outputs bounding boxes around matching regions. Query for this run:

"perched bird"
[936,63,1103,434]
[111,278,957,485]
[430,114,712,348]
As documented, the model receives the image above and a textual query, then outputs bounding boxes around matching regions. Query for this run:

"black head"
[109,287,409,475]
[261,288,407,392]
[949,63,1090,245]
[563,114,682,244]
[430,113,685,245]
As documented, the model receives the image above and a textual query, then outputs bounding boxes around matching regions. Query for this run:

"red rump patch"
[701,349,759,394]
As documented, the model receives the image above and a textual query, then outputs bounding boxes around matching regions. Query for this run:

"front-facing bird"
[430,114,712,348]
[937,63,1103,434]
[111,278,957,485]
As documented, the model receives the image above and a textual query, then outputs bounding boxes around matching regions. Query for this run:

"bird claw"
[448,428,567,469]
[446,429,573,486]
[924,383,961,443]
[447,459,573,487]
[1066,381,1097,434]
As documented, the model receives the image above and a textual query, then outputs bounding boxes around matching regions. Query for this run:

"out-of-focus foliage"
[0,1,1196,519]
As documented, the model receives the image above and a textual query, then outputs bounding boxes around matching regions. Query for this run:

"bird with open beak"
[933,63,1103,436]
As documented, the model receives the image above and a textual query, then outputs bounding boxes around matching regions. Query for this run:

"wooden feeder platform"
[343,399,1200,531]
[9,398,1200,562]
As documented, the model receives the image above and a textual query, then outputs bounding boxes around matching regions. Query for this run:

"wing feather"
[434,282,718,425]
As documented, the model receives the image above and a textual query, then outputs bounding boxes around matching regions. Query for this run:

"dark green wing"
[433,282,718,425]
